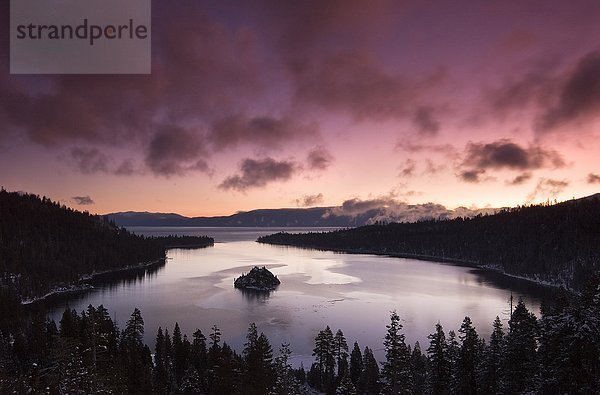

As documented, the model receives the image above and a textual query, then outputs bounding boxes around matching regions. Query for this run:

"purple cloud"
[458,139,565,183]
[307,146,334,170]
[72,195,95,205]
[219,157,297,191]
[295,193,324,207]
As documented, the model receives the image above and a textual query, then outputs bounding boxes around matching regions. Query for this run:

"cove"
[46,227,554,364]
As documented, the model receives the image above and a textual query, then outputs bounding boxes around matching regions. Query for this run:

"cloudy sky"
[1,0,599,216]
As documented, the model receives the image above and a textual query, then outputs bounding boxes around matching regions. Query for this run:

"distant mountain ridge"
[105,207,374,227]
[105,202,498,228]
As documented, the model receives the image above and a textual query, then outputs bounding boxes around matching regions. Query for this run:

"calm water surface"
[47,227,553,364]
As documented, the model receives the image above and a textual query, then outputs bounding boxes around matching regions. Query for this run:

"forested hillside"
[0,189,213,300]
[259,195,600,291]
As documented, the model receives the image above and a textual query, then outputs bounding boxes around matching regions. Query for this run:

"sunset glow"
[1,1,599,216]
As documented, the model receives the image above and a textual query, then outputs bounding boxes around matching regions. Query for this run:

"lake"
[47,227,553,365]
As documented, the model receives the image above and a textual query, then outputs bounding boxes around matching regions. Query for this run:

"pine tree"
[313,326,336,393]
[204,325,223,394]
[307,362,322,390]
[212,342,242,394]
[274,342,304,395]
[188,328,208,393]
[480,316,503,393]
[41,335,85,393]
[242,322,259,393]
[336,371,357,395]
[172,322,187,386]
[358,346,380,395]
[180,367,202,395]
[123,308,144,349]
[381,311,410,394]
[243,323,275,394]
[455,316,480,395]
[163,328,176,392]
[154,327,169,393]
[426,322,449,394]
[349,341,363,387]
[539,282,600,393]
[208,324,221,366]
[120,308,152,393]
[190,328,207,371]
[446,330,459,392]
[501,299,538,393]
[295,363,307,385]
[334,329,349,380]
[58,308,80,339]
[409,341,426,395]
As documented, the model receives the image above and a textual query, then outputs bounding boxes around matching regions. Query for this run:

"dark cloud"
[210,115,318,151]
[0,1,261,173]
[527,178,569,202]
[67,148,141,176]
[290,51,414,120]
[145,126,210,177]
[459,139,565,183]
[266,0,443,123]
[329,196,496,224]
[487,51,600,133]
[336,197,393,215]
[507,172,532,186]
[462,139,564,170]
[459,169,486,183]
[485,51,600,135]
[587,173,600,184]
[395,141,458,158]
[539,52,600,131]
[412,107,440,135]
[307,146,333,170]
[72,195,95,205]
[219,157,297,191]
[70,147,111,174]
[399,159,416,178]
[268,0,396,62]
[295,193,324,207]
[487,71,555,119]
[114,160,136,176]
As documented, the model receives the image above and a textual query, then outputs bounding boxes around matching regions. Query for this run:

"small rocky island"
[234,266,281,291]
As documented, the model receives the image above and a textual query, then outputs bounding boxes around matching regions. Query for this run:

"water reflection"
[236,287,274,303]
[89,260,165,289]
[44,227,556,363]
[469,268,556,299]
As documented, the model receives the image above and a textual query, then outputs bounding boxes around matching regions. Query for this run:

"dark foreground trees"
[1,282,599,394]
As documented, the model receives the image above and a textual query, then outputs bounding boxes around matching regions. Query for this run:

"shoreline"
[21,241,214,306]
[260,240,572,292]
[21,257,166,306]
[80,257,165,281]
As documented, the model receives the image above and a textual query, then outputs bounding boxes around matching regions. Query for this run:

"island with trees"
[234,266,281,291]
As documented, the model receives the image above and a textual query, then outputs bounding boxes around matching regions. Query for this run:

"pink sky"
[1,1,599,216]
